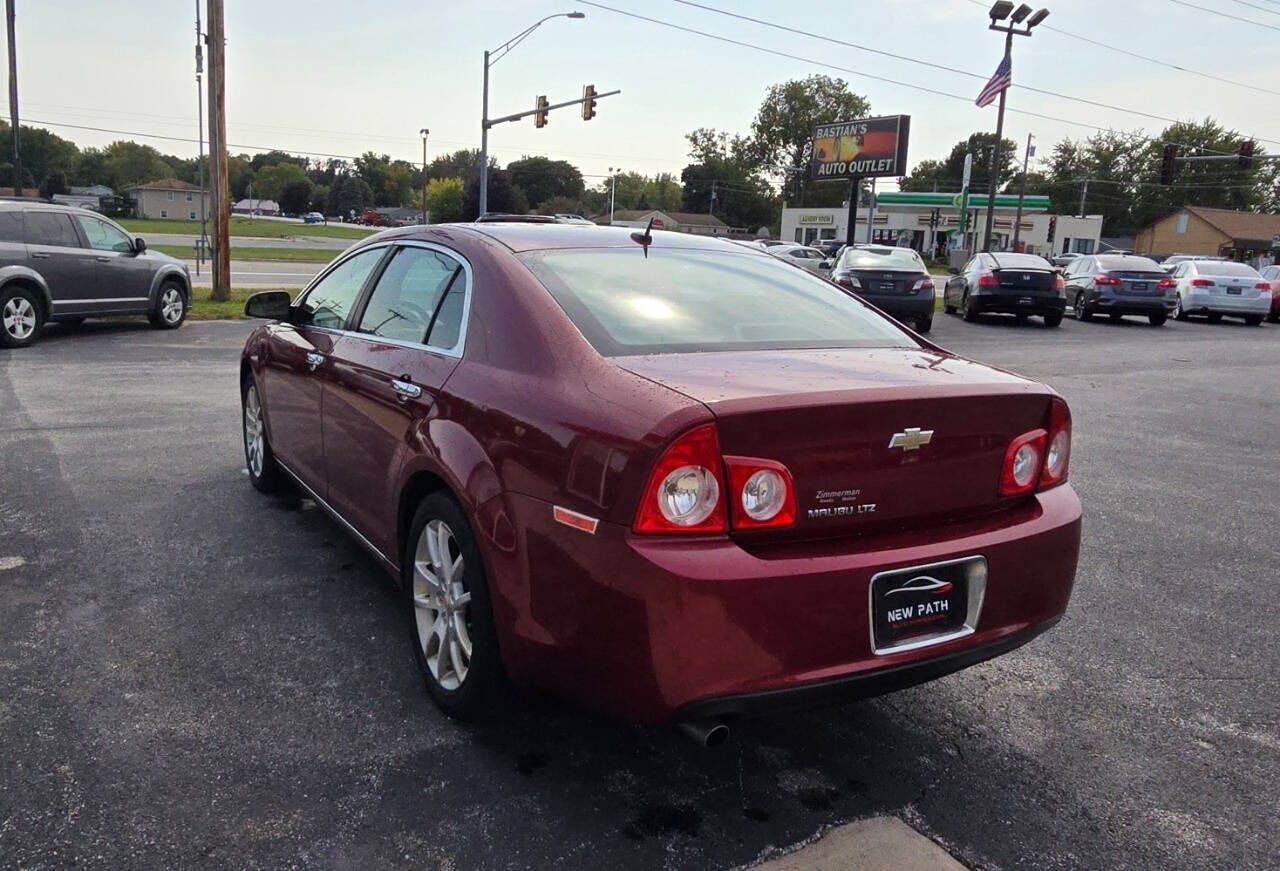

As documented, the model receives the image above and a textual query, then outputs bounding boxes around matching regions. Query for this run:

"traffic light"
[534,95,549,129]
[1160,143,1177,185]
[582,84,597,121]
[1239,140,1255,170]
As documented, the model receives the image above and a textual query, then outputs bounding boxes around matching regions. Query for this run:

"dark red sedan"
[239,223,1081,731]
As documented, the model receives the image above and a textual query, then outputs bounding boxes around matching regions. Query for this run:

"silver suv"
[0,201,191,348]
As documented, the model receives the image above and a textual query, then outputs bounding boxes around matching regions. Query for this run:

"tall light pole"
[981,2,1048,253]
[420,128,429,225]
[1012,132,1034,251]
[607,166,617,224]
[195,0,207,271]
[479,10,584,216]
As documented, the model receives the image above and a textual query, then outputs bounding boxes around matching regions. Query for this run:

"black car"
[0,202,191,348]
[1064,253,1176,326]
[942,252,1065,327]
[830,244,935,333]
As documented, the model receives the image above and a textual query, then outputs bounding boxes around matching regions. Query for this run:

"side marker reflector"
[553,505,599,535]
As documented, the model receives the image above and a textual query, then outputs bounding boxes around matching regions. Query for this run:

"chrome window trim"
[290,239,473,360]
[868,554,987,656]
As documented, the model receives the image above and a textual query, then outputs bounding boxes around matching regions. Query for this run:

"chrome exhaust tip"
[679,719,730,748]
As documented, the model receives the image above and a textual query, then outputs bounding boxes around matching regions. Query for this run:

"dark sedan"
[1064,253,1177,326]
[238,223,1081,734]
[830,244,936,333]
[942,252,1066,327]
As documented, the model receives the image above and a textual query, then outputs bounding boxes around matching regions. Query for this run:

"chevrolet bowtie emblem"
[889,427,934,451]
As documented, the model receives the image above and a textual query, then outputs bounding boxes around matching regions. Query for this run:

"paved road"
[186,259,325,288]
[0,313,1276,868]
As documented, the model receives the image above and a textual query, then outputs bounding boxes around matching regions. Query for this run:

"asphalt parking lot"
[1,312,1276,869]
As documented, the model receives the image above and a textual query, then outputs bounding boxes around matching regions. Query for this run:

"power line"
[1164,0,1280,30]
[1225,0,1280,15]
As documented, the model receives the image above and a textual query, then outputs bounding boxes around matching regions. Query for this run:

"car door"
[71,213,152,311]
[945,257,971,305]
[259,245,389,498]
[23,209,99,309]
[321,243,469,556]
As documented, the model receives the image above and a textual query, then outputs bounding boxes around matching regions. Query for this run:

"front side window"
[74,215,133,252]
[356,246,463,346]
[24,211,81,247]
[520,247,918,356]
[295,247,386,329]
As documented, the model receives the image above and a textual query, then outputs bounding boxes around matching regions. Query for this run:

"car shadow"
[36,319,160,344]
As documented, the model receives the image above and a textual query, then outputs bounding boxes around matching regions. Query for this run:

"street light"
[479,10,585,215]
[420,128,429,226]
[607,166,617,224]
[980,3,1049,253]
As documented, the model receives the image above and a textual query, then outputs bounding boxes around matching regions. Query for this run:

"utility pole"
[865,177,877,244]
[6,0,21,197]
[420,128,429,225]
[1078,177,1088,218]
[206,0,230,301]
[709,180,717,216]
[608,166,617,223]
[1012,132,1034,251]
[195,0,206,273]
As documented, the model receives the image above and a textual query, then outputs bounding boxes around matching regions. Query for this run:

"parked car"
[1160,254,1224,273]
[942,252,1065,327]
[1063,254,1177,326]
[1260,265,1280,323]
[1168,260,1271,324]
[302,212,324,224]
[0,202,191,349]
[816,239,844,258]
[1051,252,1082,269]
[238,223,1081,730]
[768,243,830,273]
[830,244,935,333]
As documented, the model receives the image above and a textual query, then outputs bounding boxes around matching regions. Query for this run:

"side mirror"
[133,236,147,254]
[947,266,960,275]
[244,290,292,320]
[819,259,832,270]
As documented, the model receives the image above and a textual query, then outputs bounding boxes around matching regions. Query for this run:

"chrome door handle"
[31,252,50,259]
[390,379,422,399]
[96,256,111,262]
[305,352,325,371]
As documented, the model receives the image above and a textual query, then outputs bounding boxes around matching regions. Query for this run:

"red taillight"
[1158,278,1175,288]
[1000,429,1047,496]
[835,274,860,290]
[911,277,934,294]
[724,456,796,529]
[1256,282,1271,290]
[1053,274,1066,292]
[1190,278,1214,287]
[1095,274,1122,286]
[633,424,727,534]
[977,273,998,289]
[1040,397,1071,489]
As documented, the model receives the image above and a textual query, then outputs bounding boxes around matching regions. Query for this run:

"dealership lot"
[0,315,1275,868]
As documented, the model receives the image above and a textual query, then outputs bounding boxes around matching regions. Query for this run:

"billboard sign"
[810,115,910,180]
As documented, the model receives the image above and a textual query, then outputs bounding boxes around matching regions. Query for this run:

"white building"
[781,191,1103,261]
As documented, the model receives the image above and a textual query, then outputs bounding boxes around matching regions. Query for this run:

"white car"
[768,243,831,273]
[1168,260,1270,324]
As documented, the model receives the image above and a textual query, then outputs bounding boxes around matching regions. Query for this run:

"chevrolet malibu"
[238,223,1081,731]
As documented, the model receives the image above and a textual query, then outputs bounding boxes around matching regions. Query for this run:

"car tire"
[1149,312,1167,326]
[1043,311,1062,328]
[915,316,932,334]
[1207,312,1222,324]
[405,492,505,720]
[961,291,979,322]
[1075,291,1092,321]
[148,281,188,329]
[943,300,957,314]
[1173,294,1187,321]
[241,375,283,493]
[1243,314,1263,326]
[0,284,43,349]
[1108,312,1123,322]
[1267,312,1279,324]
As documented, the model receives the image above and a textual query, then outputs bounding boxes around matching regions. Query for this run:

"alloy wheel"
[161,288,184,324]
[2,296,36,340]
[412,519,472,691]
[1074,292,1086,320]
[243,386,265,478]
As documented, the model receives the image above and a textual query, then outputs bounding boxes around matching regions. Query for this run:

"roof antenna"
[630,216,655,257]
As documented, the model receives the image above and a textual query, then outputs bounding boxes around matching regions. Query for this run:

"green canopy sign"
[876,191,1051,210]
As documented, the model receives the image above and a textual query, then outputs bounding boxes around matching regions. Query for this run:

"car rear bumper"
[496,485,1081,723]
[1183,291,1270,315]
[858,292,934,321]
[970,291,1066,315]
[1093,294,1175,315]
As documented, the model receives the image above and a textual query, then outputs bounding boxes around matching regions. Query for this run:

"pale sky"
[5,0,1279,190]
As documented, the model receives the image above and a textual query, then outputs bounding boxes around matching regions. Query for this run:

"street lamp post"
[1012,132,1034,251]
[608,166,617,224]
[479,10,585,216]
[981,2,1048,253]
[420,128,429,225]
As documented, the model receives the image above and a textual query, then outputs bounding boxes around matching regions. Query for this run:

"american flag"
[975,55,1012,108]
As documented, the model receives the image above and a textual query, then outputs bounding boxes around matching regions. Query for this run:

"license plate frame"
[879,281,896,293]
[869,555,987,655]
[1227,287,1242,295]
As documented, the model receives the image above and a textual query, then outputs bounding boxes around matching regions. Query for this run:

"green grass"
[153,244,336,263]
[187,287,293,321]
[120,216,375,241]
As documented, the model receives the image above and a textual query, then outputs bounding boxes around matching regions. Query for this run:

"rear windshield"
[1196,261,1261,277]
[991,253,1052,270]
[519,247,919,356]
[1097,255,1163,272]
[839,247,925,270]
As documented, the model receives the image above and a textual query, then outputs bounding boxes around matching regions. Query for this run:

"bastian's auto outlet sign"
[810,115,911,180]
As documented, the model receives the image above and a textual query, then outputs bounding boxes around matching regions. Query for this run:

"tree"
[463,169,526,219]
[897,159,948,192]
[279,179,314,215]
[680,129,778,231]
[535,195,583,216]
[426,149,489,183]
[0,121,79,188]
[424,177,465,223]
[507,156,584,210]
[228,155,255,200]
[254,162,310,202]
[39,169,69,198]
[329,174,372,218]
[310,183,329,214]
[96,140,173,189]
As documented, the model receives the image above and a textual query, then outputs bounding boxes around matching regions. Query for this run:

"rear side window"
[0,211,21,242]
[356,246,463,345]
[1196,261,1261,277]
[295,247,385,329]
[24,211,81,248]
[520,247,918,356]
